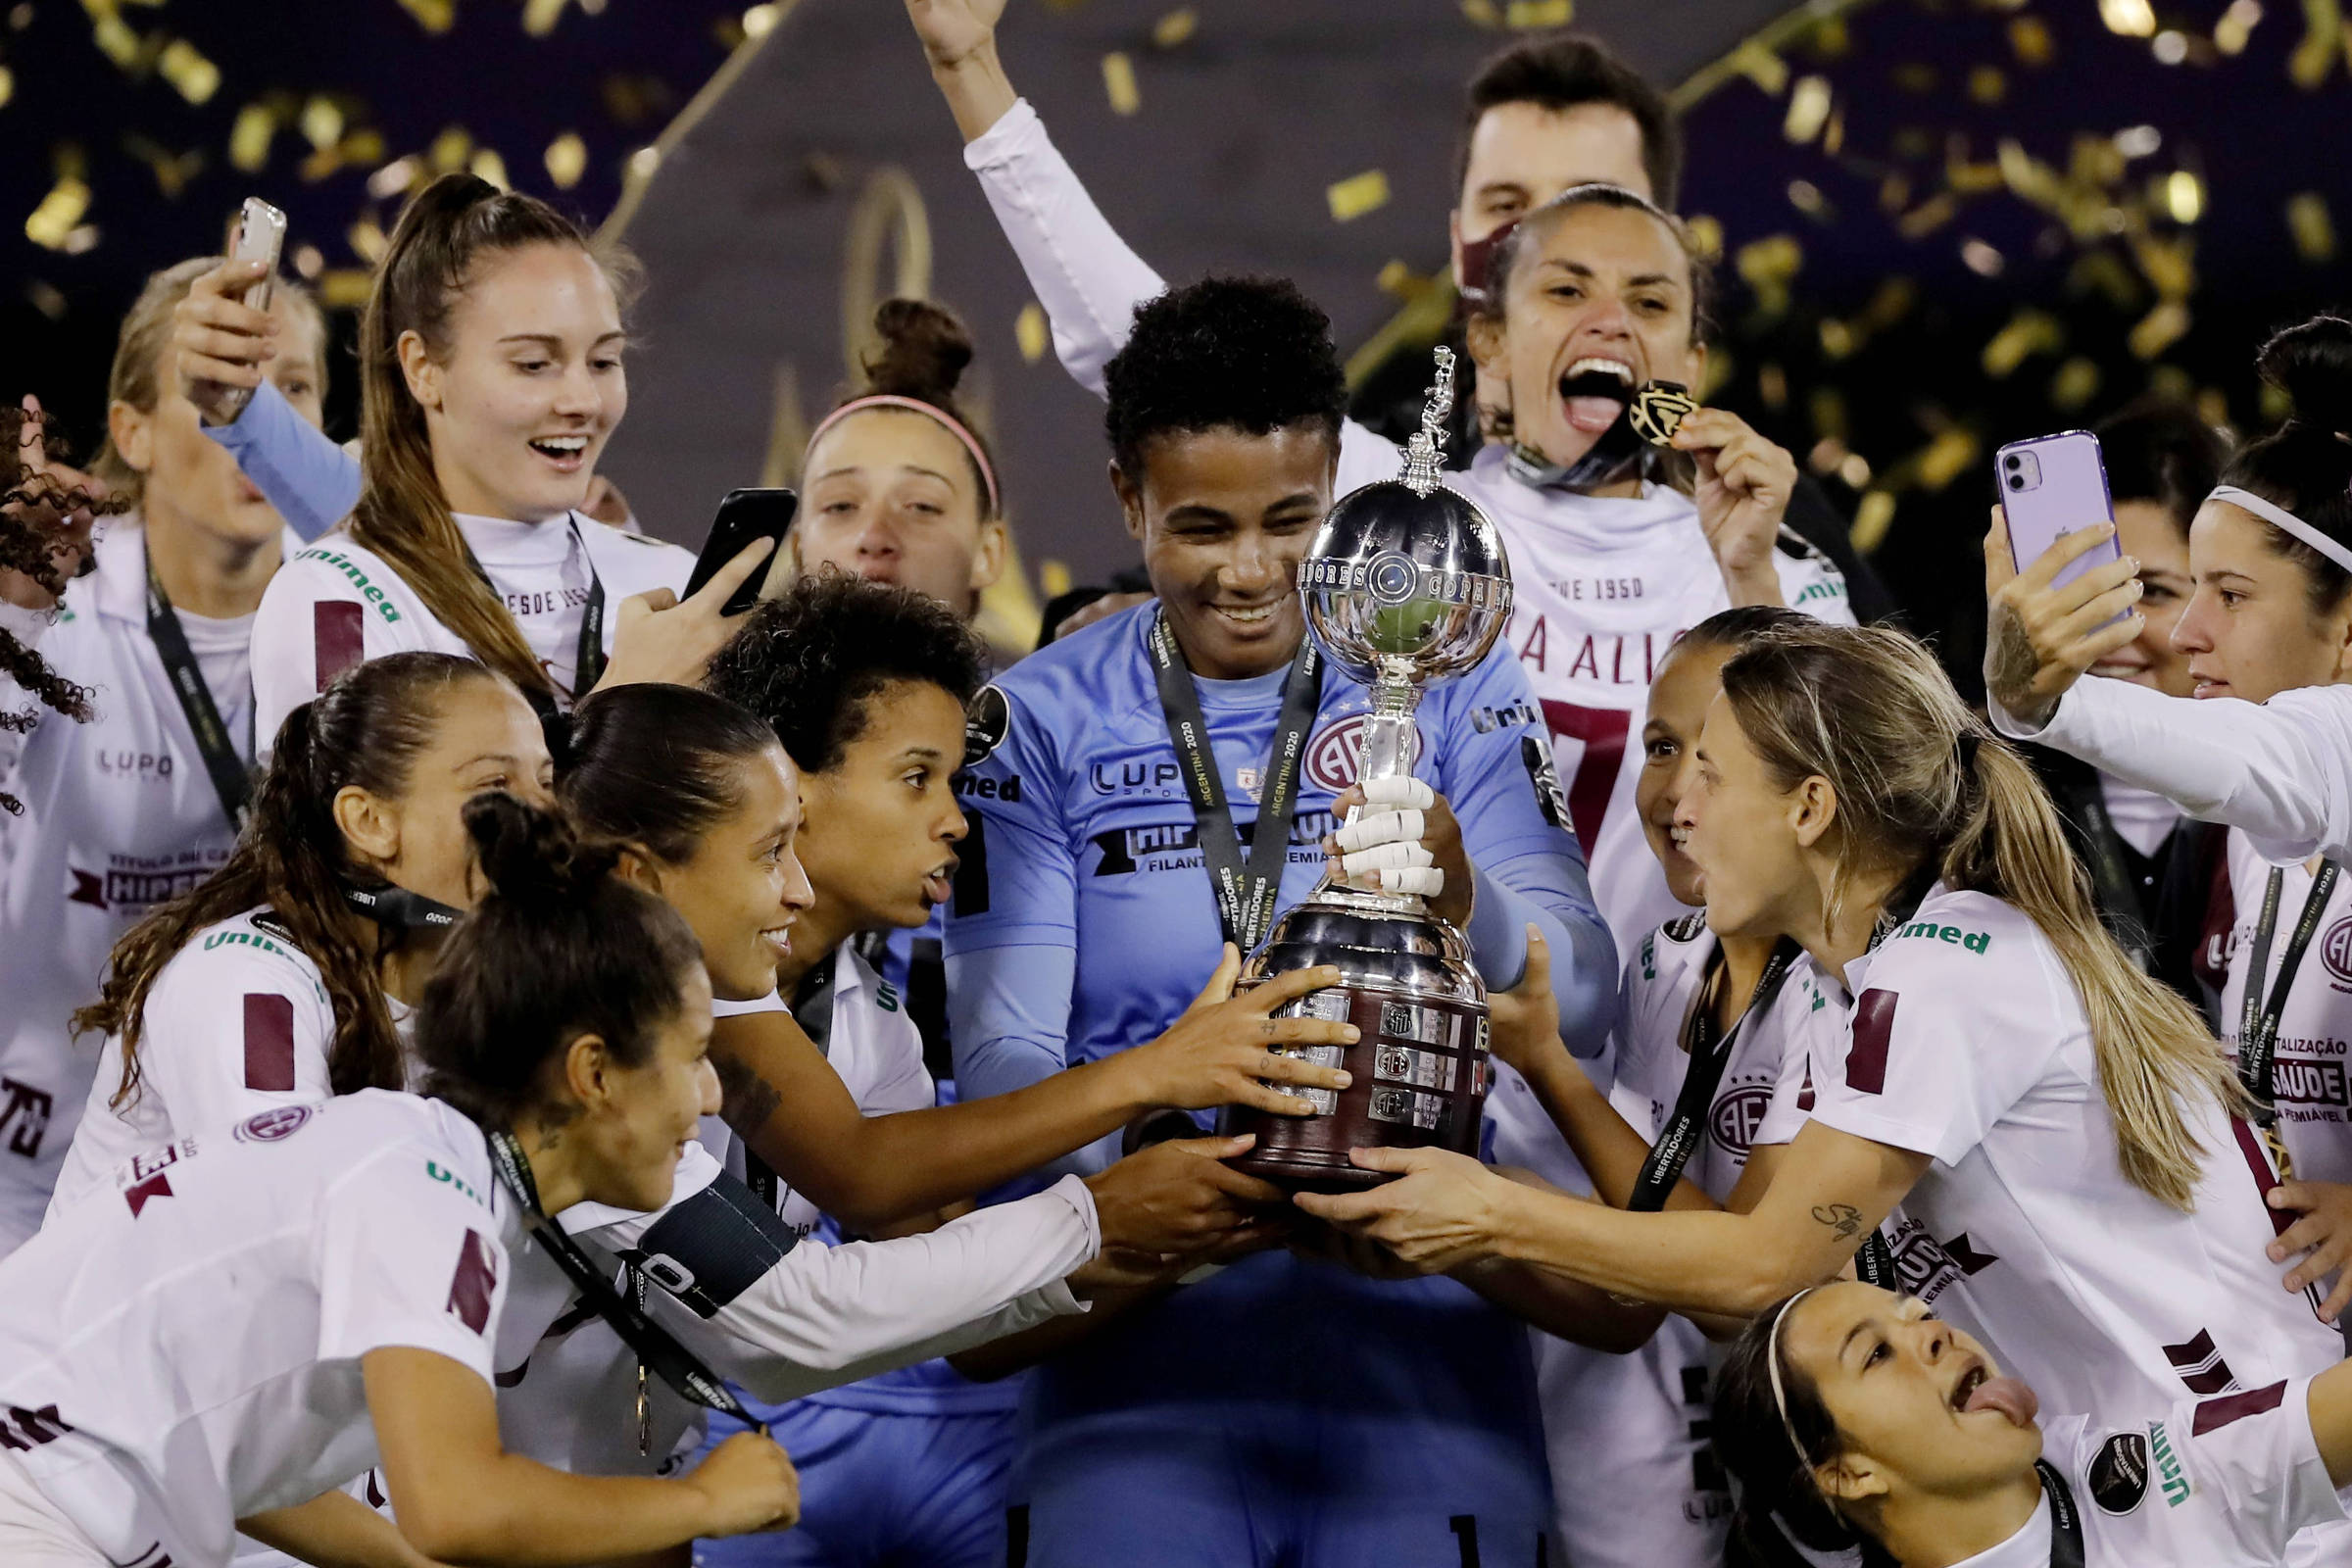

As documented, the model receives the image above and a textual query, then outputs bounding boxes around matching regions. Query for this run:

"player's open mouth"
[528,434,590,471]
[922,860,956,906]
[1210,602,1283,628]
[760,922,794,957]
[1948,1355,2038,1427]
[2189,665,2230,699]
[1558,358,1636,434]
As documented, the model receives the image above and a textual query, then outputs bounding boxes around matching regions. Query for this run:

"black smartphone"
[685,488,798,615]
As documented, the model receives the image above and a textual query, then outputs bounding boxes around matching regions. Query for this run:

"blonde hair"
[1720,621,2243,1209]
[94,256,324,506]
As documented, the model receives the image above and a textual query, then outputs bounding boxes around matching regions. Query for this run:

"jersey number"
[1539,702,1630,856]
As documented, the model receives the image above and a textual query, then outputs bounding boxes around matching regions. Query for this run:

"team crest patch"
[2088,1431,2150,1515]
[234,1103,313,1144]
[964,684,1010,767]
[1305,715,1423,793]
[1520,735,1572,830]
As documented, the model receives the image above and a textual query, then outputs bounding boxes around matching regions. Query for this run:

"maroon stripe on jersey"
[242,994,297,1091]
[2229,1117,2297,1239]
[314,601,366,693]
[1539,702,1630,858]
[2192,1379,2286,1436]
[446,1229,498,1335]
[1846,989,1898,1096]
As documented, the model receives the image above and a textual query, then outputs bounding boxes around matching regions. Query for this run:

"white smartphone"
[1996,430,2120,597]
[216,199,287,420]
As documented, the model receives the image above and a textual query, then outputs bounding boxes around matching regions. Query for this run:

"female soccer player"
[0,797,802,1568]
[1989,317,2352,1322]
[1714,1282,2352,1567]
[1299,620,2339,1439]
[194,174,765,742]
[904,0,1851,948]
[942,273,1615,1568]
[0,261,323,1255]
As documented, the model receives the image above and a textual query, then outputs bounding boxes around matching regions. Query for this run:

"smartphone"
[686,488,798,615]
[216,199,288,421]
[1995,430,2120,598]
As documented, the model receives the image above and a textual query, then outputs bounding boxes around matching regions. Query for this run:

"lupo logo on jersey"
[234,1103,314,1144]
[2321,913,2352,987]
[1304,716,1424,793]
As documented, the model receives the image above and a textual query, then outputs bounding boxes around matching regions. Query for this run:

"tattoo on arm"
[713,1054,784,1135]
[1986,607,2054,723]
[1810,1202,1864,1241]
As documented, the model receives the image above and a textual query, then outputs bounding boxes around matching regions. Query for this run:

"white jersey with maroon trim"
[1953,1378,2347,1567]
[0,1091,508,1568]
[246,511,690,749]
[0,523,289,1259]
[1789,884,2340,1430]
[2213,830,2352,1190]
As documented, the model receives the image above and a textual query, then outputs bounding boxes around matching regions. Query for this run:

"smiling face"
[1115,423,1336,680]
[2174,498,2352,704]
[339,678,554,910]
[575,959,721,1212]
[1678,693,1818,942]
[2091,500,2196,697]
[797,678,969,939]
[1638,638,1737,906]
[643,745,814,1003]
[402,241,627,523]
[1469,201,1703,473]
[1779,1283,2044,1512]
[796,407,1007,612]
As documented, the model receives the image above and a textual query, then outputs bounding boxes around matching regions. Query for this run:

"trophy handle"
[1328,655,1431,915]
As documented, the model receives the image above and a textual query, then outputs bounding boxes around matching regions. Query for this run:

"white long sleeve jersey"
[960,98,1851,947]
[0,521,281,1258]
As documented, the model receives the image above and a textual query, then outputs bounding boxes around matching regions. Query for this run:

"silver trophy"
[1219,347,1515,1189]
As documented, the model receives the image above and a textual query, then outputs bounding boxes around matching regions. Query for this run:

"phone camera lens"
[2006,474,2026,491]
[2002,455,2022,469]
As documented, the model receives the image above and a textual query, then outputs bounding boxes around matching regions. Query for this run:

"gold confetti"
[523,0,569,36]
[1758,364,1788,411]
[1823,109,1844,156]
[430,126,472,172]
[1102,52,1140,116]
[2132,232,2196,299]
[1684,214,1724,259]
[1784,74,1832,143]
[157,38,219,104]
[2151,28,2189,63]
[397,0,456,32]
[2288,191,2336,262]
[742,5,782,38]
[469,148,510,190]
[1961,238,2004,276]
[0,65,12,111]
[2290,0,2339,86]
[368,157,421,200]
[2129,301,2191,360]
[291,244,323,279]
[1735,233,1801,316]
[347,217,388,265]
[1838,452,1872,488]
[1152,7,1197,47]
[1918,428,1979,491]
[1858,278,1917,332]
[1818,318,1854,359]
[627,145,662,182]
[1015,302,1050,364]
[1459,0,1500,25]
[1982,309,2061,377]
[1968,65,2005,102]
[320,270,373,310]
[301,96,346,152]
[342,128,385,166]
[1505,0,1572,25]
[545,132,588,190]
[1327,169,1391,223]
[90,10,137,68]
[2050,357,2102,410]
[1732,41,1789,96]
[1895,192,1959,240]
[1809,388,1847,443]
[2009,16,2054,64]
[24,178,91,251]
[2099,0,2157,36]
[2261,379,2295,422]
[1850,492,1896,553]
[2215,0,2264,54]
[1040,560,1073,598]
[1788,179,1830,220]
[2196,387,2231,429]
[2159,170,2203,223]
[229,104,274,172]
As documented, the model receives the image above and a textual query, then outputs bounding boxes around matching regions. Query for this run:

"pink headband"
[805,394,1001,515]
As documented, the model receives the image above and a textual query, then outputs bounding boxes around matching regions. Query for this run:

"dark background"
[7,0,2349,676]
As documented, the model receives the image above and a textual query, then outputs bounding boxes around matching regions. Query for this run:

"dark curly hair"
[2096,396,2227,539]
[1102,275,1347,477]
[1,405,119,814]
[703,569,986,774]
[820,298,1001,518]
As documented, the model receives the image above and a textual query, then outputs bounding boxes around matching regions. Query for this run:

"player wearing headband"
[1991,316,2352,1326]
[903,0,1852,951]
[0,796,804,1568]
[1716,1282,2352,1567]
[1299,621,2341,1446]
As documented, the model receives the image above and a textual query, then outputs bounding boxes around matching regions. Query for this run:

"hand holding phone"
[686,489,799,615]
[1984,430,2145,727]
[201,199,287,424]
[1995,430,2119,596]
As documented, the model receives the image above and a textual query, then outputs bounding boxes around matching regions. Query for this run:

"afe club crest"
[1304,715,1425,793]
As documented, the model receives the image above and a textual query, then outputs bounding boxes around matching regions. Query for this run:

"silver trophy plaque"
[1220,348,1516,1189]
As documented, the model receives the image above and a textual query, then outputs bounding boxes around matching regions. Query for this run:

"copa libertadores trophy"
[1220,346,1515,1190]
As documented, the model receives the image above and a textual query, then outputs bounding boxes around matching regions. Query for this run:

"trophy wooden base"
[1218,985,1491,1192]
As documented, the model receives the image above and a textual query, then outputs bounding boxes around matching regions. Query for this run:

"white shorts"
[0,1450,107,1567]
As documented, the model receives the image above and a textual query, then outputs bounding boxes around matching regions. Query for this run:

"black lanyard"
[1628,934,1803,1212]
[1147,612,1322,954]
[2039,1459,2086,1568]
[144,555,252,831]
[484,1127,761,1430]
[2237,860,2340,1130]
[1847,871,1940,1292]
[459,516,606,717]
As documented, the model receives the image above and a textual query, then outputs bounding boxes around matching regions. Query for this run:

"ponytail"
[1721,622,2241,1210]
[76,653,508,1107]
[350,172,639,702]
